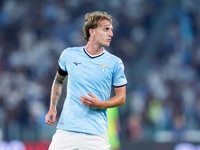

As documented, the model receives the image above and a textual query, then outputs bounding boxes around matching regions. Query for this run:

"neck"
[85,42,103,56]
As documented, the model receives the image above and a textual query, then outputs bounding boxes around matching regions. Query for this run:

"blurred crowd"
[0,0,200,143]
[124,0,200,142]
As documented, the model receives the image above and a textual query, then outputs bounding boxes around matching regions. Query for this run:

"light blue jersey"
[57,46,127,136]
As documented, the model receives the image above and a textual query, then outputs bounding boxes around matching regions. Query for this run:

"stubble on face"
[96,20,113,47]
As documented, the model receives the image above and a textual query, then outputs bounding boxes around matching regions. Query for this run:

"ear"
[89,28,95,37]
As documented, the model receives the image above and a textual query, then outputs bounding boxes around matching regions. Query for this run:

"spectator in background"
[126,114,143,142]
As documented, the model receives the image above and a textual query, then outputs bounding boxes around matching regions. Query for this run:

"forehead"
[99,20,113,28]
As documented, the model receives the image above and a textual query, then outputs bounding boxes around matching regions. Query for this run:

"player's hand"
[45,107,57,125]
[80,92,103,109]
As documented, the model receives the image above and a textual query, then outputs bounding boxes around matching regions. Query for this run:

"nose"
[109,30,113,37]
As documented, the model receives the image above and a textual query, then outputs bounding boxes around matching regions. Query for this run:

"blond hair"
[83,11,113,41]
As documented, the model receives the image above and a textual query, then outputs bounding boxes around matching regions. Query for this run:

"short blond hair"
[83,11,113,41]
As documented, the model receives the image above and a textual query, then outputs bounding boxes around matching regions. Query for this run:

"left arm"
[80,86,126,109]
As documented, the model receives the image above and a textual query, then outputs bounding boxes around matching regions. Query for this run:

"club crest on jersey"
[99,63,109,72]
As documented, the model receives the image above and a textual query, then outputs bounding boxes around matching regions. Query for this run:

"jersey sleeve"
[112,58,127,87]
[58,49,68,72]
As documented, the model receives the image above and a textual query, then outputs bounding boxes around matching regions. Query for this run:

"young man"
[45,11,127,150]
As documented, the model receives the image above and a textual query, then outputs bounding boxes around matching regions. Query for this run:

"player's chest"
[67,57,113,81]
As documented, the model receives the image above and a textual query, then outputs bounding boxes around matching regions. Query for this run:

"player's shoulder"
[63,46,84,53]
[67,46,84,51]
[104,50,122,63]
[61,46,84,56]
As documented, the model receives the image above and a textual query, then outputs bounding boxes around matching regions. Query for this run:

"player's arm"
[45,67,67,125]
[80,85,126,109]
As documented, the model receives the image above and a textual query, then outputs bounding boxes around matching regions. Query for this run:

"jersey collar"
[83,47,105,59]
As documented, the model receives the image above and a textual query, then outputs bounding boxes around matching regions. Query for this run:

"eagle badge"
[99,63,109,72]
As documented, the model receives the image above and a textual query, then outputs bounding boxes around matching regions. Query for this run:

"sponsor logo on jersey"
[73,62,82,66]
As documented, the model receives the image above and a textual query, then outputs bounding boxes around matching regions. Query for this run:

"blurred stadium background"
[0,0,200,149]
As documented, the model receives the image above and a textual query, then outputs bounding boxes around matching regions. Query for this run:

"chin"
[105,43,110,47]
[101,42,110,47]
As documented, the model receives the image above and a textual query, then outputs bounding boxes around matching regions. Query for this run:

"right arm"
[45,72,67,125]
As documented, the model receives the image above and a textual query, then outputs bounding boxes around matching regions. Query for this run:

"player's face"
[93,20,113,47]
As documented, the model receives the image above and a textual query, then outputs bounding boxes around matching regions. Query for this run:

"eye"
[104,28,109,31]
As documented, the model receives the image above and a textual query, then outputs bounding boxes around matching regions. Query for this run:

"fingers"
[45,115,53,125]
[52,113,56,122]
[80,96,91,107]
[87,92,94,98]
[80,94,98,108]
[80,95,92,100]
[45,113,56,125]
[46,118,54,125]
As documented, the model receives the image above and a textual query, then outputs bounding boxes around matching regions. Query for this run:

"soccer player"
[45,11,127,150]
